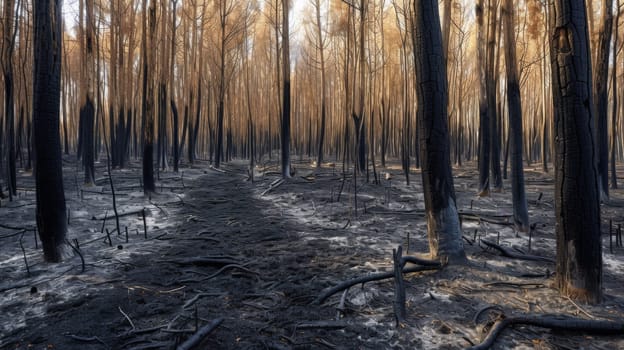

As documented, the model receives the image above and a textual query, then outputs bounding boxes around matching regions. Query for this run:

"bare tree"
[549,0,602,303]
[33,0,67,262]
[502,0,529,232]
[412,0,466,263]
[2,0,18,199]
[142,0,156,194]
[594,0,614,200]
[281,0,291,178]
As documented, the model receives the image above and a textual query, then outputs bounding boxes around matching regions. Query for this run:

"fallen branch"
[176,318,224,350]
[64,333,106,346]
[119,306,136,331]
[183,293,224,309]
[468,313,624,350]
[261,179,285,196]
[459,213,513,226]
[295,320,348,330]
[167,257,240,267]
[313,265,439,305]
[481,240,555,263]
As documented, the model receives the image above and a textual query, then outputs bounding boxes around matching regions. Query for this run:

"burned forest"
[3,0,624,349]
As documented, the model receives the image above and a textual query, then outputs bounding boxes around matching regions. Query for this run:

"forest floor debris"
[1,157,624,349]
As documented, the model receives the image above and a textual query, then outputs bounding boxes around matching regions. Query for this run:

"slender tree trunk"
[3,0,18,198]
[142,0,156,194]
[477,0,490,196]
[281,0,291,178]
[33,0,67,262]
[610,0,620,189]
[80,0,96,185]
[412,0,466,263]
[549,0,602,303]
[314,0,327,168]
[593,0,614,200]
[502,0,530,232]
[487,0,502,191]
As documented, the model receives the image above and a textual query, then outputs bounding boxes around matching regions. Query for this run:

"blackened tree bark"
[80,0,96,185]
[33,0,67,262]
[281,0,291,178]
[593,0,613,199]
[550,0,602,303]
[412,0,466,263]
[142,0,156,193]
[476,0,490,196]
[502,0,529,232]
[313,0,327,168]
[2,0,18,198]
[610,0,620,189]
[486,0,502,191]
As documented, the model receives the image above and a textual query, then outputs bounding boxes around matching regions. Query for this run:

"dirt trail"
[2,160,624,350]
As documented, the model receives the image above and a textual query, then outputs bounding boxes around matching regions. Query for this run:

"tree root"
[480,239,554,263]
[313,263,439,305]
[467,313,624,350]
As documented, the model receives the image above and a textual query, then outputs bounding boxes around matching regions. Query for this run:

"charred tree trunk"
[486,0,502,191]
[476,0,490,196]
[171,99,180,172]
[412,0,466,263]
[281,0,291,178]
[502,0,529,233]
[142,0,156,194]
[80,0,96,185]
[33,0,67,262]
[3,0,18,198]
[593,0,613,199]
[610,0,620,189]
[549,0,602,303]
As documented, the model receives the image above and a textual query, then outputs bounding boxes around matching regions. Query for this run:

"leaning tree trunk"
[412,0,466,263]
[502,0,529,233]
[593,0,613,200]
[549,0,602,303]
[33,0,67,262]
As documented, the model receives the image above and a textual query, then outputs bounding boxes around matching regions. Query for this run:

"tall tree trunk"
[487,0,503,191]
[3,0,18,198]
[610,0,620,189]
[412,0,466,263]
[550,0,602,303]
[142,0,156,194]
[476,0,490,196]
[314,0,327,168]
[502,0,530,233]
[33,0,67,262]
[593,0,614,199]
[281,0,291,178]
[80,0,96,185]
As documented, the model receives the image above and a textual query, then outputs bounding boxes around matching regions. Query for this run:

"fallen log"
[468,313,624,350]
[481,240,555,264]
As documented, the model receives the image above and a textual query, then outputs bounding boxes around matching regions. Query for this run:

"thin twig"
[119,306,136,331]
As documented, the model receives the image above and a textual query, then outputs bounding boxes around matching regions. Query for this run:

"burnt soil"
[1,157,624,349]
